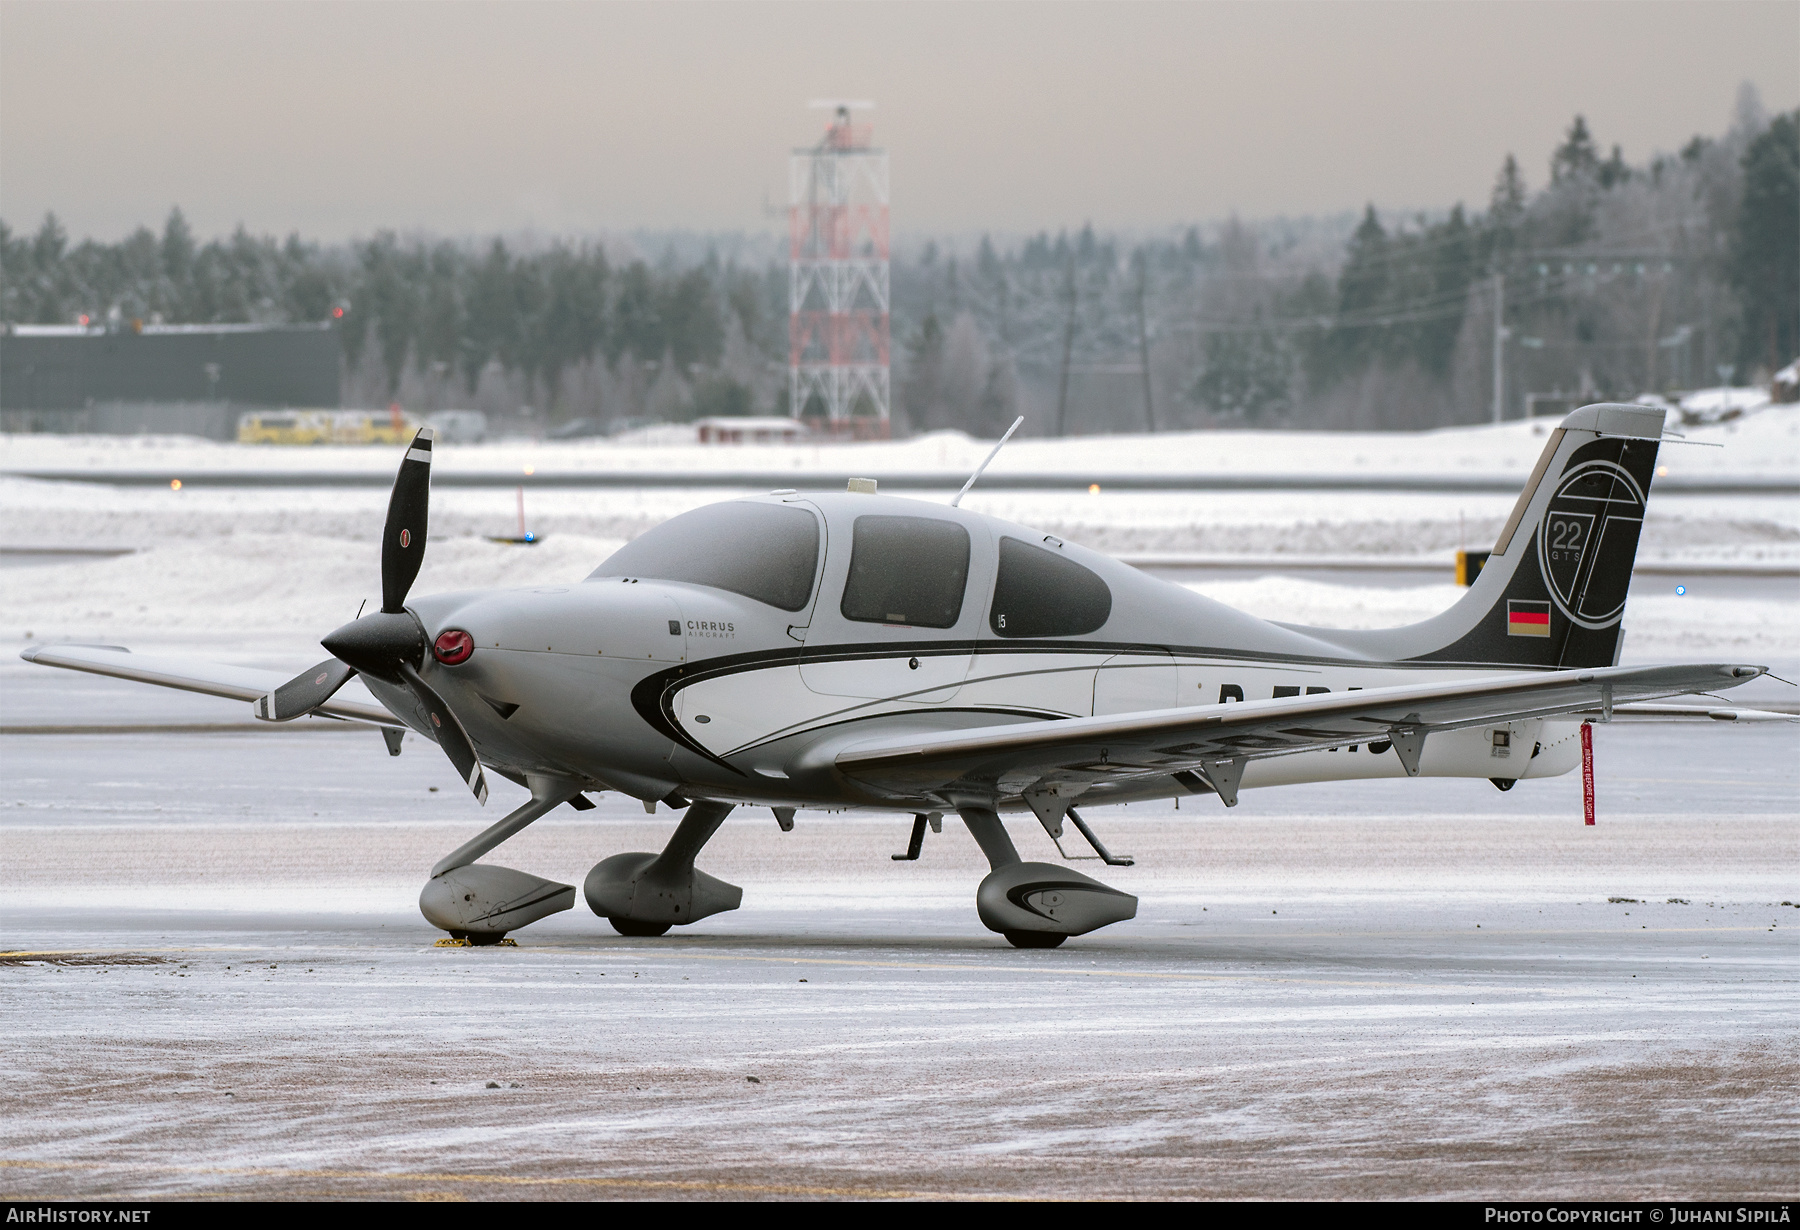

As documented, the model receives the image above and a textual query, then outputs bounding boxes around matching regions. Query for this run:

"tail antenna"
[950,416,1025,508]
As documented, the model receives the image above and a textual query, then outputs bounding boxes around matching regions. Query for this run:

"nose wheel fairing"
[419,864,576,940]
[416,775,587,943]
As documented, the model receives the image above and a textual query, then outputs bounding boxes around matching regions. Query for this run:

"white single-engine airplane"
[23,403,1774,947]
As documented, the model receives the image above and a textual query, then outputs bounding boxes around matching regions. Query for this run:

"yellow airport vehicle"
[238,408,423,445]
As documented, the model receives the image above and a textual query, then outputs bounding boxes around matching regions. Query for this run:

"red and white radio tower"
[789,100,889,432]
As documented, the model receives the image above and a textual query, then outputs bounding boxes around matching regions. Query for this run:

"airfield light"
[1676,585,1687,596]
[523,464,535,476]
[169,479,182,491]
[1088,483,1101,495]
[332,307,345,319]
[78,314,90,326]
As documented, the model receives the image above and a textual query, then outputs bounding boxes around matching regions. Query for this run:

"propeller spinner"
[255,427,490,804]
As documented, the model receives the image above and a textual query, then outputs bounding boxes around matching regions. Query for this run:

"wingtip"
[17,642,132,663]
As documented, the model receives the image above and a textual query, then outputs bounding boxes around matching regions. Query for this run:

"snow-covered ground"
[6,477,1797,562]
[4,403,1798,480]
[1,720,1793,1199]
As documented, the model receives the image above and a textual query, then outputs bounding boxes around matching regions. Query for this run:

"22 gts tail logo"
[1537,460,1646,629]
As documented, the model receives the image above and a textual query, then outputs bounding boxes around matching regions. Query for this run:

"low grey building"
[0,322,341,438]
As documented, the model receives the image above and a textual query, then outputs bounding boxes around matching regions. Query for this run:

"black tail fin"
[1312,404,1665,669]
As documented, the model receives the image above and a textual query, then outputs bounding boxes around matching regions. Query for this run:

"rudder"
[1296,403,1666,670]
[1421,403,1663,668]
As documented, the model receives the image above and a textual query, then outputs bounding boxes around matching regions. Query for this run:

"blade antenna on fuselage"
[949,415,1025,508]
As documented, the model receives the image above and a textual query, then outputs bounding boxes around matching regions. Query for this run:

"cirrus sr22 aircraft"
[23,403,1774,947]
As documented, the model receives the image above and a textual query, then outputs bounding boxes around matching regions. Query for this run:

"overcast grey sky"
[2,1,1795,244]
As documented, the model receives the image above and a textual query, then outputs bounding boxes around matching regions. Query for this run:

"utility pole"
[1491,273,1507,424]
[1135,251,1157,434]
[1054,257,1077,438]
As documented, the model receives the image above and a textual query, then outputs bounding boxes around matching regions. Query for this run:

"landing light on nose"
[433,629,475,665]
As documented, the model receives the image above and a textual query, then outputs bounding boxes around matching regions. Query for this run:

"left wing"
[19,643,403,727]
[833,662,1768,804]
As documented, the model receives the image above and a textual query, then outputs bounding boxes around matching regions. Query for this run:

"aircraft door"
[800,511,983,703]
[1093,649,1178,716]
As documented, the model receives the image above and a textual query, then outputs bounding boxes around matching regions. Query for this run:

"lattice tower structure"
[789,105,889,422]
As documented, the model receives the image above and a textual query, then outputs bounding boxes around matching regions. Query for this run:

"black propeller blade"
[382,425,434,614]
[254,428,436,717]
[398,662,489,804]
[254,658,355,722]
[251,427,489,805]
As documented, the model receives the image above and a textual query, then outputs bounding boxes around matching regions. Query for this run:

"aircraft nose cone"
[321,611,425,679]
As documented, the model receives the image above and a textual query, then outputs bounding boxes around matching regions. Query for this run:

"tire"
[1003,930,1067,949]
[609,917,672,938]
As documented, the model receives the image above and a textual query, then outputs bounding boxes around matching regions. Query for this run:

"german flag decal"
[1507,600,1552,637]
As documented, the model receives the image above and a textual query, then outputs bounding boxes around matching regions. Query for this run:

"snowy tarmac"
[1,668,1795,1200]
[2,412,1796,1198]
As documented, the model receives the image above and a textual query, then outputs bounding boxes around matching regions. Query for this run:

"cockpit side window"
[589,501,820,612]
[989,536,1111,638]
[840,515,970,628]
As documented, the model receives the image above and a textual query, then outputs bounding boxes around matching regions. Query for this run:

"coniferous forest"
[3,96,1795,435]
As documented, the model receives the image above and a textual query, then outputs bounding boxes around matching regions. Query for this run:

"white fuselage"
[405,489,1584,814]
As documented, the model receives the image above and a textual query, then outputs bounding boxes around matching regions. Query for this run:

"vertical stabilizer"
[1302,404,1665,670]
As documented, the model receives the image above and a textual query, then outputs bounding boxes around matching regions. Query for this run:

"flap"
[833,661,1765,796]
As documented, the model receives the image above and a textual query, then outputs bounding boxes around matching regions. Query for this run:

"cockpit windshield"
[588,501,821,612]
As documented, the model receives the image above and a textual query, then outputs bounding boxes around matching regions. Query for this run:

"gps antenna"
[950,416,1025,507]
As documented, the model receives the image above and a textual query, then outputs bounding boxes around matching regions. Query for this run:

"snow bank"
[2,409,1791,654]
[4,533,1791,663]
[5,403,1797,480]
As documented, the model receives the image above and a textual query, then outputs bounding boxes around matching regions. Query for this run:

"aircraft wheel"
[609,917,672,938]
[1003,930,1067,949]
[1489,777,1517,792]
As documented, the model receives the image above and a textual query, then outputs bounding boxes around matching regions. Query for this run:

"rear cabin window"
[989,536,1112,638]
[589,501,820,611]
[840,515,970,628]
